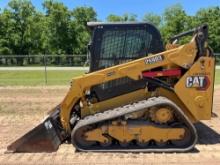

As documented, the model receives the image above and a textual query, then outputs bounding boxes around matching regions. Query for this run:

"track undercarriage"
[71,97,197,152]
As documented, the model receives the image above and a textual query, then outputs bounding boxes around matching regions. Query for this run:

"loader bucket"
[7,117,62,153]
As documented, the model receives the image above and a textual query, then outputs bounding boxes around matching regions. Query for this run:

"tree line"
[0,0,219,66]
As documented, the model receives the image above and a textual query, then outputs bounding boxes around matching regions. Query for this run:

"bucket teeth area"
[7,118,62,153]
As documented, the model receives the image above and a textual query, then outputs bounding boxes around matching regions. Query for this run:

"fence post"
[43,54,47,85]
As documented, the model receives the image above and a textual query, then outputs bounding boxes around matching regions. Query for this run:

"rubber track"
[71,97,198,152]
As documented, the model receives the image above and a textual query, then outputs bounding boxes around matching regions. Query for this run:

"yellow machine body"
[60,38,215,131]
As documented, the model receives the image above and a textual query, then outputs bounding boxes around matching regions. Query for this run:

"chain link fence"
[0,53,219,67]
[0,54,88,67]
[0,53,219,86]
[215,53,220,64]
[0,55,88,85]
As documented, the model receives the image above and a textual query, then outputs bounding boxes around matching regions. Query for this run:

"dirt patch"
[0,86,220,165]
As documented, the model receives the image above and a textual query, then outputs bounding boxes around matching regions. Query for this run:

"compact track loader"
[7,23,215,153]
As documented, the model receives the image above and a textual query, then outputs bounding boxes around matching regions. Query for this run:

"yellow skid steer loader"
[7,23,215,152]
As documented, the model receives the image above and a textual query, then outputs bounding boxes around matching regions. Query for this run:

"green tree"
[143,13,161,27]
[122,13,137,22]
[0,9,13,55]
[107,14,123,22]
[43,0,71,54]
[43,0,73,65]
[194,7,220,52]
[72,6,97,26]
[160,4,190,43]
[107,13,137,22]
[4,0,38,65]
[0,0,219,66]
[72,6,97,55]
[0,9,14,65]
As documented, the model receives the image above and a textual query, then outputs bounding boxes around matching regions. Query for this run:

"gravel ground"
[0,86,220,165]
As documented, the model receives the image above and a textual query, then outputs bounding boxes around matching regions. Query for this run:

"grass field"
[215,69,220,84]
[0,70,85,86]
[0,69,219,86]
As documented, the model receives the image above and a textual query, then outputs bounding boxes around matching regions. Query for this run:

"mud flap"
[7,117,62,153]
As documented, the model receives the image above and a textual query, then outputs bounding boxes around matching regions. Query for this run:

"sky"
[0,0,219,20]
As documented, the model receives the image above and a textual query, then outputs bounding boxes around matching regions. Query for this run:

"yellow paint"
[174,57,215,120]
[81,89,148,117]
[156,88,197,123]
[151,107,173,123]
[58,36,214,132]
[84,122,185,143]
[85,128,108,143]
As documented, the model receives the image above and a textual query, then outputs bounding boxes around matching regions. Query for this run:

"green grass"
[0,69,219,86]
[0,70,85,86]
[215,69,220,85]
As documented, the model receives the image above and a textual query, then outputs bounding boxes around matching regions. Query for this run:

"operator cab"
[87,22,164,101]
